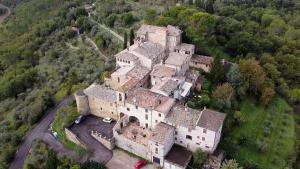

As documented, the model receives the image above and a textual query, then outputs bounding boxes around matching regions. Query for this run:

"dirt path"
[0,3,11,24]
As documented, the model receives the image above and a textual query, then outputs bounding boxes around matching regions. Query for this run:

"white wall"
[189,61,211,72]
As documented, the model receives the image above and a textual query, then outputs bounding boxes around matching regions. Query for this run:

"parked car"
[102,117,113,123]
[134,160,147,169]
[52,131,58,139]
[75,115,84,124]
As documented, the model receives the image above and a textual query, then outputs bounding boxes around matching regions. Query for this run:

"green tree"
[239,58,266,95]
[145,9,157,24]
[226,63,241,88]
[209,55,225,85]
[192,148,208,168]
[129,28,134,45]
[221,159,243,169]
[212,83,235,109]
[289,88,300,103]
[260,86,275,106]
[81,161,107,169]
[123,31,128,49]
[46,149,58,169]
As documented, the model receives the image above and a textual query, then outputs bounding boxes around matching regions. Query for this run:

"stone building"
[74,24,226,169]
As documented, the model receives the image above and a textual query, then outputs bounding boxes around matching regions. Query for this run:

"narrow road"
[9,96,74,169]
[0,3,11,24]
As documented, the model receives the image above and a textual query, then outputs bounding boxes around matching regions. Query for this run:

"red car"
[134,160,147,169]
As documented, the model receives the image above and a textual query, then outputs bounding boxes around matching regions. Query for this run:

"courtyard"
[121,122,151,146]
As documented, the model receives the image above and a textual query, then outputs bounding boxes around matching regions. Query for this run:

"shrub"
[255,139,268,153]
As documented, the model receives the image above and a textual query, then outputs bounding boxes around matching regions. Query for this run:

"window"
[117,77,120,83]
[186,135,192,140]
[145,123,148,128]
[175,131,178,135]
[145,114,148,120]
[100,107,103,110]
[145,109,148,113]
[197,136,200,139]
[203,129,207,133]
[136,105,138,109]
[127,107,130,111]
[180,141,183,143]
[196,143,200,145]
[111,112,113,114]
[119,93,122,101]
[158,113,161,117]
[175,137,177,140]
[155,120,158,123]
[202,137,205,141]
[205,146,209,149]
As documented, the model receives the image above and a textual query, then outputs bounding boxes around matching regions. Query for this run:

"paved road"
[0,3,11,24]
[9,96,74,169]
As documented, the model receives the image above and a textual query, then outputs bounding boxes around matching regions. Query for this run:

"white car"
[75,115,84,124]
[52,131,58,139]
[102,117,113,123]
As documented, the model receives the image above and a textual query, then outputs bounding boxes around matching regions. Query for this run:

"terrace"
[120,122,151,146]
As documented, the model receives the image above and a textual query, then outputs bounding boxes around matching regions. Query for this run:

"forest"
[0,0,299,169]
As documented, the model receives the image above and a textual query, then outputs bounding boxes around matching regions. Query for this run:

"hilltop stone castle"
[74,24,226,169]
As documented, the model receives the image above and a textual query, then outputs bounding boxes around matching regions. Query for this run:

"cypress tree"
[129,28,134,45]
[123,31,128,49]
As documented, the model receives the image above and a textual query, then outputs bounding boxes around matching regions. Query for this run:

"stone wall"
[74,91,89,115]
[91,130,115,150]
[65,128,87,149]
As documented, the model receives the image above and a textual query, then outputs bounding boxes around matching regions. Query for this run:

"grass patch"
[52,104,87,155]
[220,98,295,169]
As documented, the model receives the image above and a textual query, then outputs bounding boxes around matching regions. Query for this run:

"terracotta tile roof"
[150,122,174,144]
[174,43,194,51]
[165,145,192,168]
[197,109,226,132]
[191,55,213,65]
[133,41,165,60]
[150,64,176,78]
[116,51,138,61]
[165,52,190,66]
[84,84,116,102]
[165,104,201,129]
[126,88,171,110]
[137,24,167,34]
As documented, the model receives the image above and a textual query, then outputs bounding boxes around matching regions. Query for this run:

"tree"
[209,55,225,85]
[145,9,157,24]
[192,148,208,168]
[123,31,128,49]
[289,88,300,103]
[221,159,243,169]
[212,83,235,109]
[226,63,242,88]
[81,161,107,169]
[129,28,134,45]
[239,58,266,95]
[260,86,275,105]
[46,149,58,169]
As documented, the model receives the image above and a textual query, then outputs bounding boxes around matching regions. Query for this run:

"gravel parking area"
[70,115,116,163]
